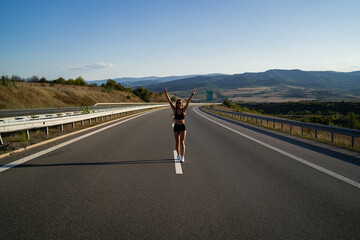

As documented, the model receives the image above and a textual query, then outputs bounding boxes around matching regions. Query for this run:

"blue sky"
[1,0,359,80]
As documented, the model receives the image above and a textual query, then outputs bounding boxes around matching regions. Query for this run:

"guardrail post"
[45,127,49,135]
[60,124,64,132]
[95,117,97,123]
[281,123,283,131]
[352,137,355,148]
[0,134,3,145]
[89,119,91,124]
[273,121,275,129]
[72,122,75,128]
[301,127,304,136]
[81,120,84,126]
[331,132,334,142]
[315,129,318,139]
[290,125,293,134]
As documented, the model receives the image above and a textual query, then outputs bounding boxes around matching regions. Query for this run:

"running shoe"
[180,156,185,163]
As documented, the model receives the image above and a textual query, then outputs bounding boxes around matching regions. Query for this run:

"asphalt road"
[0,106,359,239]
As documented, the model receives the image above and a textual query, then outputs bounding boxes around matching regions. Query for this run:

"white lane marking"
[0,111,154,174]
[194,107,360,189]
[174,150,183,174]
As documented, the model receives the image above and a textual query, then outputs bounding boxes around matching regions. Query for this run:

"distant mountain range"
[87,73,224,87]
[87,69,360,102]
[147,69,360,92]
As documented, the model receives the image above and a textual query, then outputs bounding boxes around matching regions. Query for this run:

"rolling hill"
[148,69,360,92]
[147,69,360,102]
[87,73,225,88]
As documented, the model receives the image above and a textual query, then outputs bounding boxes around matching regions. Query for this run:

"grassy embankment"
[0,82,162,109]
[205,100,360,151]
[0,81,172,155]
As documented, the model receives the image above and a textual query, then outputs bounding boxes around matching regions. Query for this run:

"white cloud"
[61,63,115,71]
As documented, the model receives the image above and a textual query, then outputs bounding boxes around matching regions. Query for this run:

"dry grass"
[204,107,360,152]
[218,86,316,103]
[229,97,316,103]
[0,82,143,110]
[149,92,168,102]
[219,87,272,96]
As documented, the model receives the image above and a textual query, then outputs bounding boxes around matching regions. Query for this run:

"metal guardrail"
[0,104,166,145]
[94,102,221,106]
[203,107,360,148]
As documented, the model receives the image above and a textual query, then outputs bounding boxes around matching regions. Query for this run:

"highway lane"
[0,106,359,239]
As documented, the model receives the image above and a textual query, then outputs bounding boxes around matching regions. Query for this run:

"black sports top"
[174,108,185,120]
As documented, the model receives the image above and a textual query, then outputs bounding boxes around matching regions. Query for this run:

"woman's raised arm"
[164,87,175,110]
[184,88,196,113]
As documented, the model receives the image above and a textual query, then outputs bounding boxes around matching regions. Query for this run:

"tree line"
[1,75,154,102]
[1,75,89,87]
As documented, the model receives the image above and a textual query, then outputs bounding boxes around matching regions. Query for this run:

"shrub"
[133,87,152,102]
[347,112,360,129]
[223,99,235,108]
[1,75,11,86]
[80,104,94,114]
[74,76,87,86]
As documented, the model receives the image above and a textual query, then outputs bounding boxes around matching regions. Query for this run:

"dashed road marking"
[173,150,183,174]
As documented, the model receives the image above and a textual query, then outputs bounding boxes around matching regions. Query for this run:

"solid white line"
[194,107,360,189]
[0,111,154,174]
[174,150,183,174]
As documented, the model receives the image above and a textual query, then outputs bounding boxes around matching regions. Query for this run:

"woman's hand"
[164,87,168,94]
[192,88,197,95]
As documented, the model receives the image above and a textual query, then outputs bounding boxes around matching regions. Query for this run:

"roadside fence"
[0,104,165,145]
[203,107,360,149]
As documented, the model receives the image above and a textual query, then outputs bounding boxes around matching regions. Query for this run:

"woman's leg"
[180,130,187,157]
[174,131,180,156]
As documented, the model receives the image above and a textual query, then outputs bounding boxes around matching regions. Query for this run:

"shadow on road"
[11,159,174,168]
[200,108,360,167]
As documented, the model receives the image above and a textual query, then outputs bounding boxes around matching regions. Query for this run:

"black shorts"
[174,124,186,132]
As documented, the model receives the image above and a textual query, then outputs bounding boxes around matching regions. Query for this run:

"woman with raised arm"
[164,87,196,163]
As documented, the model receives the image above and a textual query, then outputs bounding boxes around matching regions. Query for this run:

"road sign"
[206,91,213,101]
